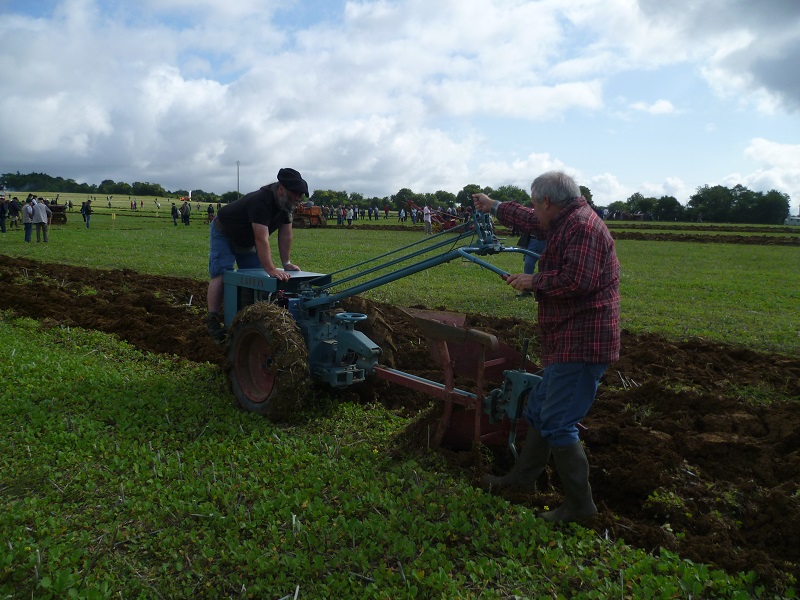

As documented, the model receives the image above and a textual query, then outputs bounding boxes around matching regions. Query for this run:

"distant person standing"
[207,203,215,223]
[22,197,35,242]
[171,202,179,226]
[515,232,547,298]
[423,204,432,235]
[8,197,21,229]
[84,200,93,228]
[0,197,7,233]
[32,198,52,242]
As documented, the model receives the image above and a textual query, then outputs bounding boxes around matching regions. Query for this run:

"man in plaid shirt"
[473,171,620,522]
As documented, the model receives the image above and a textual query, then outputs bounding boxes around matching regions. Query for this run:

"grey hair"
[530,171,580,206]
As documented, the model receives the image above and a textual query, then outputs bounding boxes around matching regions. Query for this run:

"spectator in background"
[515,231,547,298]
[171,202,179,226]
[423,204,432,235]
[180,201,190,225]
[8,197,21,229]
[0,197,7,233]
[32,197,52,242]
[84,200,93,228]
[22,197,35,242]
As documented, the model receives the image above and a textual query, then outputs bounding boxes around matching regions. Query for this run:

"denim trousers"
[524,362,608,447]
[523,237,547,275]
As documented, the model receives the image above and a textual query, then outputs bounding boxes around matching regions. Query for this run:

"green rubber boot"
[205,311,227,344]
[539,442,597,523]
[482,429,550,492]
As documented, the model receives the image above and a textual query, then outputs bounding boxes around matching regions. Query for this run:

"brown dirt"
[2,254,799,591]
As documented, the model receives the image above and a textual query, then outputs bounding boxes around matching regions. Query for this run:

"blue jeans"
[85,214,91,228]
[24,222,32,242]
[208,222,261,278]
[524,362,608,447]
[524,237,547,274]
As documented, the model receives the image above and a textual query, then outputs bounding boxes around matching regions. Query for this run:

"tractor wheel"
[226,302,310,421]
[293,217,308,228]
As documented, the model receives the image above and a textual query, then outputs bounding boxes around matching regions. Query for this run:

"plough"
[222,215,541,454]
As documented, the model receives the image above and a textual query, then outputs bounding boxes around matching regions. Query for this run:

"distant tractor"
[49,204,67,225]
[293,203,327,228]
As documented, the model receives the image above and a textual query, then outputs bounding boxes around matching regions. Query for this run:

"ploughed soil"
[2,255,799,591]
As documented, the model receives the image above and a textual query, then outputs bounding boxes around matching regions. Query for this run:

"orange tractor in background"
[293,202,327,228]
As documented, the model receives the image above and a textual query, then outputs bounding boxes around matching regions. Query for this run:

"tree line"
[1,171,791,224]
[608,185,790,224]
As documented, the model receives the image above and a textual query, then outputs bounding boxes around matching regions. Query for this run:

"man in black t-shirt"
[205,167,309,342]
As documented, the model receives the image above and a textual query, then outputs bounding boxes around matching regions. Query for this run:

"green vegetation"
[608,184,792,224]
[1,203,798,354]
[1,204,798,597]
[0,314,781,598]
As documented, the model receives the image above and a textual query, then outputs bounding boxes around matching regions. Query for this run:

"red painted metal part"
[234,329,276,403]
[373,308,535,449]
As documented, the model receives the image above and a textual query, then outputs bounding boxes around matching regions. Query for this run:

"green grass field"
[2,195,798,354]
[1,194,798,598]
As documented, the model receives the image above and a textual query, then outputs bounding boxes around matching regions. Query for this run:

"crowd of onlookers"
[0,193,54,242]
[319,203,465,228]
[1,193,483,244]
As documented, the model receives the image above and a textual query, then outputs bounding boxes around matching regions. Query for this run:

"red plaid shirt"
[497,197,620,366]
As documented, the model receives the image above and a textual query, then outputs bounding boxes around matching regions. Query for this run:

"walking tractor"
[222,215,541,454]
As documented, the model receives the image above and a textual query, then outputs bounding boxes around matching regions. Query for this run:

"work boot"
[205,312,226,344]
[482,429,550,492]
[539,442,597,523]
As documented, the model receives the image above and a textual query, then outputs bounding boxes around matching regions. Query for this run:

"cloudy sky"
[1,0,800,211]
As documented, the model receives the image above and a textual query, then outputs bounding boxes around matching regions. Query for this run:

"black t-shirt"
[216,184,292,247]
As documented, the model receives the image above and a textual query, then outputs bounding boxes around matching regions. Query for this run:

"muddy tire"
[293,217,308,228]
[226,303,310,421]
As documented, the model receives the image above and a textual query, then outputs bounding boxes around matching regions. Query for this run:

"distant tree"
[631,195,657,215]
[433,190,457,208]
[456,184,483,208]
[98,179,116,194]
[607,201,627,214]
[653,196,684,221]
[311,189,348,206]
[220,191,239,203]
[132,181,167,197]
[728,184,760,223]
[493,184,529,205]
[579,185,593,207]
[348,192,365,207]
[754,190,790,224]
[114,182,133,195]
[625,192,645,212]
[390,188,416,210]
[688,185,733,222]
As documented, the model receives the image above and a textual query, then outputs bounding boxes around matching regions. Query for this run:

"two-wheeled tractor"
[222,215,541,455]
